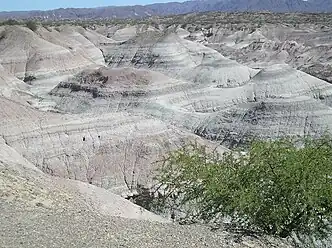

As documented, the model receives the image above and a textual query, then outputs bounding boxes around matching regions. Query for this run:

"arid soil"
[1,12,332,247]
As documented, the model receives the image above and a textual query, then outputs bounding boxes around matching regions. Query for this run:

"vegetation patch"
[1,19,20,26]
[0,31,6,41]
[23,75,37,84]
[25,20,38,31]
[149,137,332,245]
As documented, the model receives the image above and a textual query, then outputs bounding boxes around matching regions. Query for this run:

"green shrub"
[156,137,332,241]
[25,20,38,31]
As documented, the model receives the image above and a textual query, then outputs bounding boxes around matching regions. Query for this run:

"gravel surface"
[0,200,291,248]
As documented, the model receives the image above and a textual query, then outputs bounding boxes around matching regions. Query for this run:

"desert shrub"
[42,24,52,32]
[25,20,38,31]
[155,137,332,242]
[1,19,20,26]
[0,31,6,41]
[23,75,36,84]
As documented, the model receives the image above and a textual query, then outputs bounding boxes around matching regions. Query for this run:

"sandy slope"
[0,25,104,83]
[203,22,332,82]
[0,63,28,98]
[0,200,291,248]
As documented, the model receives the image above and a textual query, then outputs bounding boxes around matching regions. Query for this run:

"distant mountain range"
[0,0,331,20]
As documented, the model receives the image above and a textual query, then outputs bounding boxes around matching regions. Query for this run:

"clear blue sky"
[1,0,185,11]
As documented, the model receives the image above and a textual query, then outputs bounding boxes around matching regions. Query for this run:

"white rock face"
[112,26,137,42]
[1,23,332,220]
[104,30,257,87]
[251,64,332,99]
[0,93,217,195]
[0,26,105,81]
[0,63,28,98]
[2,17,332,247]
[0,140,167,222]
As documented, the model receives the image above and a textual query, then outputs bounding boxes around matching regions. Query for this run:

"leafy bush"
[155,137,332,241]
[25,20,38,31]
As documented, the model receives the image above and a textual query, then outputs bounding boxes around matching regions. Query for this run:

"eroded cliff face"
[2,15,332,246]
[1,18,332,197]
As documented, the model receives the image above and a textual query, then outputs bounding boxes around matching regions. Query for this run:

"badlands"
[1,11,332,247]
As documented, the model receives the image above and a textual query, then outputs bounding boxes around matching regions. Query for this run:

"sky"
[1,0,185,12]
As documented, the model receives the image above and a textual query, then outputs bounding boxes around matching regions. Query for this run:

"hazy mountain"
[214,0,313,12]
[311,0,332,11]
[0,0,331,20]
